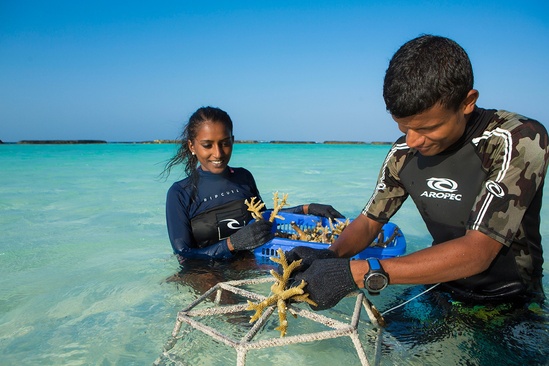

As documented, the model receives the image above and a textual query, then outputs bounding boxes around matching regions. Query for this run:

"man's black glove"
[308,203,344,220]
[284,246,337,273]
[294,258,358,310]
[229,220,274,251]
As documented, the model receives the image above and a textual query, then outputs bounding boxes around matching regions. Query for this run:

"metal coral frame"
[155,277,384,366]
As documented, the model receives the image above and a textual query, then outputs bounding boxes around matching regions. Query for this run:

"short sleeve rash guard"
[362,107,549,300]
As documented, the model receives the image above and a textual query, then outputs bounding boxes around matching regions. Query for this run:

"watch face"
[368,273,388,291]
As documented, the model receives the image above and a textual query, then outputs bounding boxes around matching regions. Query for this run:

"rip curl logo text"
[201,188,241,202]
[421,177,462,201]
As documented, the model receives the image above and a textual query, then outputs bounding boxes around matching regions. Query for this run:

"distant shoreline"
[1,139,392,145]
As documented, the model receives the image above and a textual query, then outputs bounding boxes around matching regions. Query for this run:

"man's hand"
[294,258,358,310]
[284,246,337,273]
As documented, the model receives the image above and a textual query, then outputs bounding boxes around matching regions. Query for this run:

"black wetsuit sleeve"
[281,205,305,214]
[166,184,233,261]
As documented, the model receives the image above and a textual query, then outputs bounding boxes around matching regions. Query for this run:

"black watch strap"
[364,258,389,295]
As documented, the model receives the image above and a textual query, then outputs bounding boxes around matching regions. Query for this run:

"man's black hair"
[383,35,474,118]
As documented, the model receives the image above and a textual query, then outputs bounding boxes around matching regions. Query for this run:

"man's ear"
[463,89,479,114]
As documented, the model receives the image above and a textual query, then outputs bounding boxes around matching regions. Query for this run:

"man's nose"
[405,129,424,149]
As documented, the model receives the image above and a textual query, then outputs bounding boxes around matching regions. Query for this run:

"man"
[289,35,549,310]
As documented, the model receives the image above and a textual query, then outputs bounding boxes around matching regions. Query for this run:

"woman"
[163,106,343,263]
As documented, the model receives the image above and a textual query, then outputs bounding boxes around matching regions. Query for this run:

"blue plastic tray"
[253,212,406,265]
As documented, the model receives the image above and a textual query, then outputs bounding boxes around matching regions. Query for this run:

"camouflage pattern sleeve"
[468,111,549,246]
[361,137,411,223]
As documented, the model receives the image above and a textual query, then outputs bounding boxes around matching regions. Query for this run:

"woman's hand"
[228,220,274,251]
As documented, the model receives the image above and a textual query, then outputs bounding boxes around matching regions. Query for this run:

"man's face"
[393,103,469,156]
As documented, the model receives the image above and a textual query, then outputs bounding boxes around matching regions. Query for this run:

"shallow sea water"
[0,143,548,365]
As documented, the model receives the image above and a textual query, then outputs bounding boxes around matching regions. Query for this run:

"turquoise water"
[0,143,548,365]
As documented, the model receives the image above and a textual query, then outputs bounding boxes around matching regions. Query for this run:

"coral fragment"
[246,248,317,337]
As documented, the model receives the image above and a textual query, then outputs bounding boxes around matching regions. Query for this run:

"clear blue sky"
[1,0,548,142]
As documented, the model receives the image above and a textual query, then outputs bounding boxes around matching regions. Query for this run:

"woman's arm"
[166,186,233,261]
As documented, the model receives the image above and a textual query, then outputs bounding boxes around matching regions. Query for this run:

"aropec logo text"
[421,177,462,201]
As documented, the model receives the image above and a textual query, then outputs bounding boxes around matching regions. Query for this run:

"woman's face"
[188,120,234,174]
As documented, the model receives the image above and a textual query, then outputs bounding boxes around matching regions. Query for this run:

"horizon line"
[1,139,392,145]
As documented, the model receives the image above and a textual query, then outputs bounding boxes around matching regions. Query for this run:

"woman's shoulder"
[168,176,193,195]
[229,166,255,178]
[230,166,252,173]
[228,167,258,188]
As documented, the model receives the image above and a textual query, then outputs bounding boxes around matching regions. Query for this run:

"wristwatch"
[363,258,390,295]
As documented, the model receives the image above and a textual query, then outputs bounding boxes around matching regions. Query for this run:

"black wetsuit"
[166,166,302,261]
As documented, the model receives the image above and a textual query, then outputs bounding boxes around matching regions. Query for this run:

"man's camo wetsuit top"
[363,107,549,302]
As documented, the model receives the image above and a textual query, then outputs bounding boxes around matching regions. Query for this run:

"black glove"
[229,220,274,251]
[294,258,358,310]
[283,246,337,274]
[308,203,344,220]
